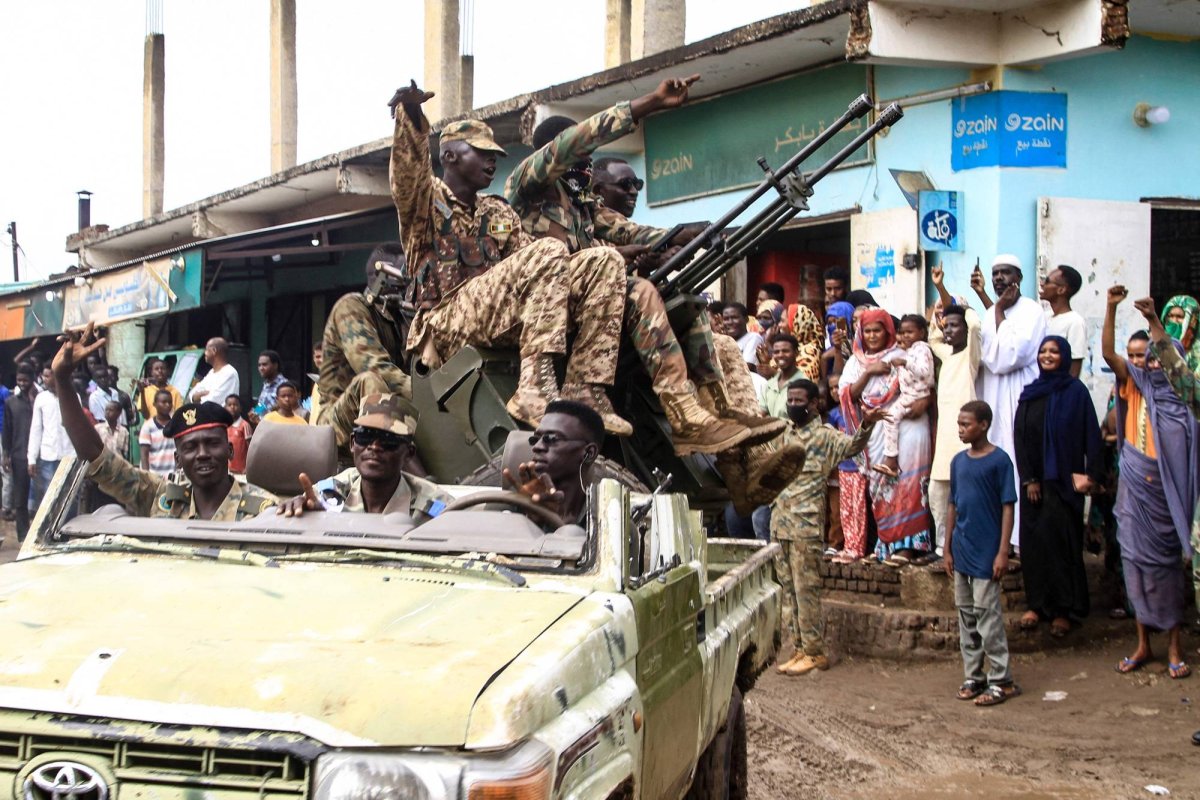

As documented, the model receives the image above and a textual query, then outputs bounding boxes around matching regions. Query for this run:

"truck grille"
[0,731,311,798]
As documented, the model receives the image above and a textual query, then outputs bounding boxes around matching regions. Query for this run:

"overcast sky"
[0,1,800,282]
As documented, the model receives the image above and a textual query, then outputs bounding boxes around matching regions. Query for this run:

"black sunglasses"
[608,177,644,192]
[352,428,410,451]
[528,432,588,448]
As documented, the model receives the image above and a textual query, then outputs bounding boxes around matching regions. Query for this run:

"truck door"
[629,514,704,799]
[1035,197,1151,415]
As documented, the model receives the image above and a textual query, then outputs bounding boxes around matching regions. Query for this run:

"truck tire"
[460,455,649,493]
[685,686,747,800]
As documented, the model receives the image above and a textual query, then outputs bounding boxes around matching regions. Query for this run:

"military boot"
[506,354,559,427]
[659,382,752,455]
[559,383,634,437]
[719,440,807,517]
[697,382,786,447]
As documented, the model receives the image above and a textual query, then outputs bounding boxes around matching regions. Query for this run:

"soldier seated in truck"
[316,243,412,450]
[502,398,605,526]
[53,323,278,520]
[277,392,450,521]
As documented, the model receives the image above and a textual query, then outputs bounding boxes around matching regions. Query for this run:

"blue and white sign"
[918,191,963,251]
[952,91,1067,171]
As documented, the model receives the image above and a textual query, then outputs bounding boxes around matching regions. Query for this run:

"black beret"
[163,401,233,439]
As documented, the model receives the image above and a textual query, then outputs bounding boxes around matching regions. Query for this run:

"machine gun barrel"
[646,93,873,288]
[673,102,904,295]
[648,99,903,298]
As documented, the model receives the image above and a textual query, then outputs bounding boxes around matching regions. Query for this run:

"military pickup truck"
[0,430,780,799]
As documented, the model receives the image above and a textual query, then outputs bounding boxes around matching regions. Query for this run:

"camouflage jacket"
[771,416,873,539]
[391,108,529,304]
[504,102,657,253]
[319,293,410,404]
[317,467,451,523]
[87,447,277,520]
[1154,338,1200,550]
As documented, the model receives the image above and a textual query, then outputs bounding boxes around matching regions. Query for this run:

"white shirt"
[1045,309,1087,362]
[977,295,1046,547]
[28,391,74,462]
[736,331,764,365]
[89,386,126,425]
[191,363,239,405]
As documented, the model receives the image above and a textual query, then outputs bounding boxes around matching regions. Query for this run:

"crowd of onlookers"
[722,260,1200,709]
[0,337,324,543]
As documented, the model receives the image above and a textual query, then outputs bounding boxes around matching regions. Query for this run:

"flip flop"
[1050,618,1070,638]
[957,679,986,700]
[871,464,899,478]
[974,683,1021,707]
[1019,612,1040,631]
[1170,662,1192,680]
[1115,657,1146,674]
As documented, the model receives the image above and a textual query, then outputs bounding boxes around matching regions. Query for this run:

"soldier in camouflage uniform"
[52,323,277,520]
[316,242,412,450]
[388,82,630,436]
[504,76,767,455]
[278,393,450,522]
[772,379,882,676]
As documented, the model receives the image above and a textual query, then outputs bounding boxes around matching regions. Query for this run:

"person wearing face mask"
[317,243,413,452]
[770,378,882,677]
[1160,294,1200,379]
[1103,287,1198,683]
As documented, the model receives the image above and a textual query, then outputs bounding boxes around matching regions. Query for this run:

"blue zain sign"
[952,91,1067,171]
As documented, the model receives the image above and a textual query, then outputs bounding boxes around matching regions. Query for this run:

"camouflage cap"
[440,119,507,155]
[354,393,417,437]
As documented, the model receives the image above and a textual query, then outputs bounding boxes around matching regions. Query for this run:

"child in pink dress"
[876,315,935,477]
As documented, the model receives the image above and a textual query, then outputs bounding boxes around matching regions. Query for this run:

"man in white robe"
[975,254,1046,549]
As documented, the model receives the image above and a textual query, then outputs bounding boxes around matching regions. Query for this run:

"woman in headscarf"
[787,303,824,382]
[1014,335,1103,637]
[1161,295,1200,376]
[1103,286,1198,679]
[823,301,855,377]
[837,308,933,564]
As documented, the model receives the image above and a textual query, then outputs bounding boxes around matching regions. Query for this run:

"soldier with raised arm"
[504,76,768,456]
[388,81,629,435]
[53,324,277,521]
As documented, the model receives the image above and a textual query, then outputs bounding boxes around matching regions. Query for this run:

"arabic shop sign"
[951,91,1067,171]
[642,63,871,205]
[917,191,963,251]
[62,251,202,329]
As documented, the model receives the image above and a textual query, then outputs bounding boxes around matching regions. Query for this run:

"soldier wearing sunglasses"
[278,394,449,521]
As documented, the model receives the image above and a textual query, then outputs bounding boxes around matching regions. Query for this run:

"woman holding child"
[1014,335,1103,637]
[838,308,933,564]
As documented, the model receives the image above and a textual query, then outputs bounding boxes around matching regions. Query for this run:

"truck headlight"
[313,739,553,800]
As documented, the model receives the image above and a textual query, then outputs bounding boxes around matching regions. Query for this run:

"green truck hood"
[0,554,582,747]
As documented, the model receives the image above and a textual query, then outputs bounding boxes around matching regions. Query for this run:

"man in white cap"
[974,254,1046,549]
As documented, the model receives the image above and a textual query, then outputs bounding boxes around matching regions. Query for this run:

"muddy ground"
[747,630,1200,800]
[2,525,1194,799]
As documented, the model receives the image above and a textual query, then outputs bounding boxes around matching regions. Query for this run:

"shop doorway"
[745,218,850,313]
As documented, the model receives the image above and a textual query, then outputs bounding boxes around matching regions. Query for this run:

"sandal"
[957,679,986,700]
[1170,662,1192,680]
[1115,656,1146,674]
[871,464,899,478]
[1050,618,1070,638]
[1019,611,1040,631]
[1108,607,1129,620]
[974,683,1021,706]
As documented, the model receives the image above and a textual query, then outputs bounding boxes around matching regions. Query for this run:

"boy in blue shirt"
[945,400,1020,706]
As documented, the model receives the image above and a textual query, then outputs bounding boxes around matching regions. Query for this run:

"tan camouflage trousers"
[771,532,827,658]
[315,370,388,448]
[712,332,761,416]
[624,278,723,393]
[564,247,626,386]
[411,238,571,365]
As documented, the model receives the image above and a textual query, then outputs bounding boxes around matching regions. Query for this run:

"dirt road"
[747,633,1199,800]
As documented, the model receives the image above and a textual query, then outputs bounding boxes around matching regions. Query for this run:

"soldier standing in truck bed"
[388,81,630,436]
[316,242,412,450]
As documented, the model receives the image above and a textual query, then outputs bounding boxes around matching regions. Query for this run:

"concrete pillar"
[270,0,298,172]
[423,0,462,121]
[460,55,474,112]
[142,34,165,218]
[605,0,632,68]
[630,0,685,61]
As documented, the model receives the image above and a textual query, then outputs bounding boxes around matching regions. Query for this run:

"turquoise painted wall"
[618,36,1199,306]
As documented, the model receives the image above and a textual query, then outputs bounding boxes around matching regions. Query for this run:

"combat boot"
[718,440,807,517]
[559,383,634,437]
[697,382,786,446]
[659,383,752,455]
[506,354,559,427]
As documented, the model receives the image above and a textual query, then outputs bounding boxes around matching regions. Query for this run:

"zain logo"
[24,762,108,800]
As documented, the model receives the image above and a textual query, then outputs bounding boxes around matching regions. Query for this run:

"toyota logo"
[23,762,108,800]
